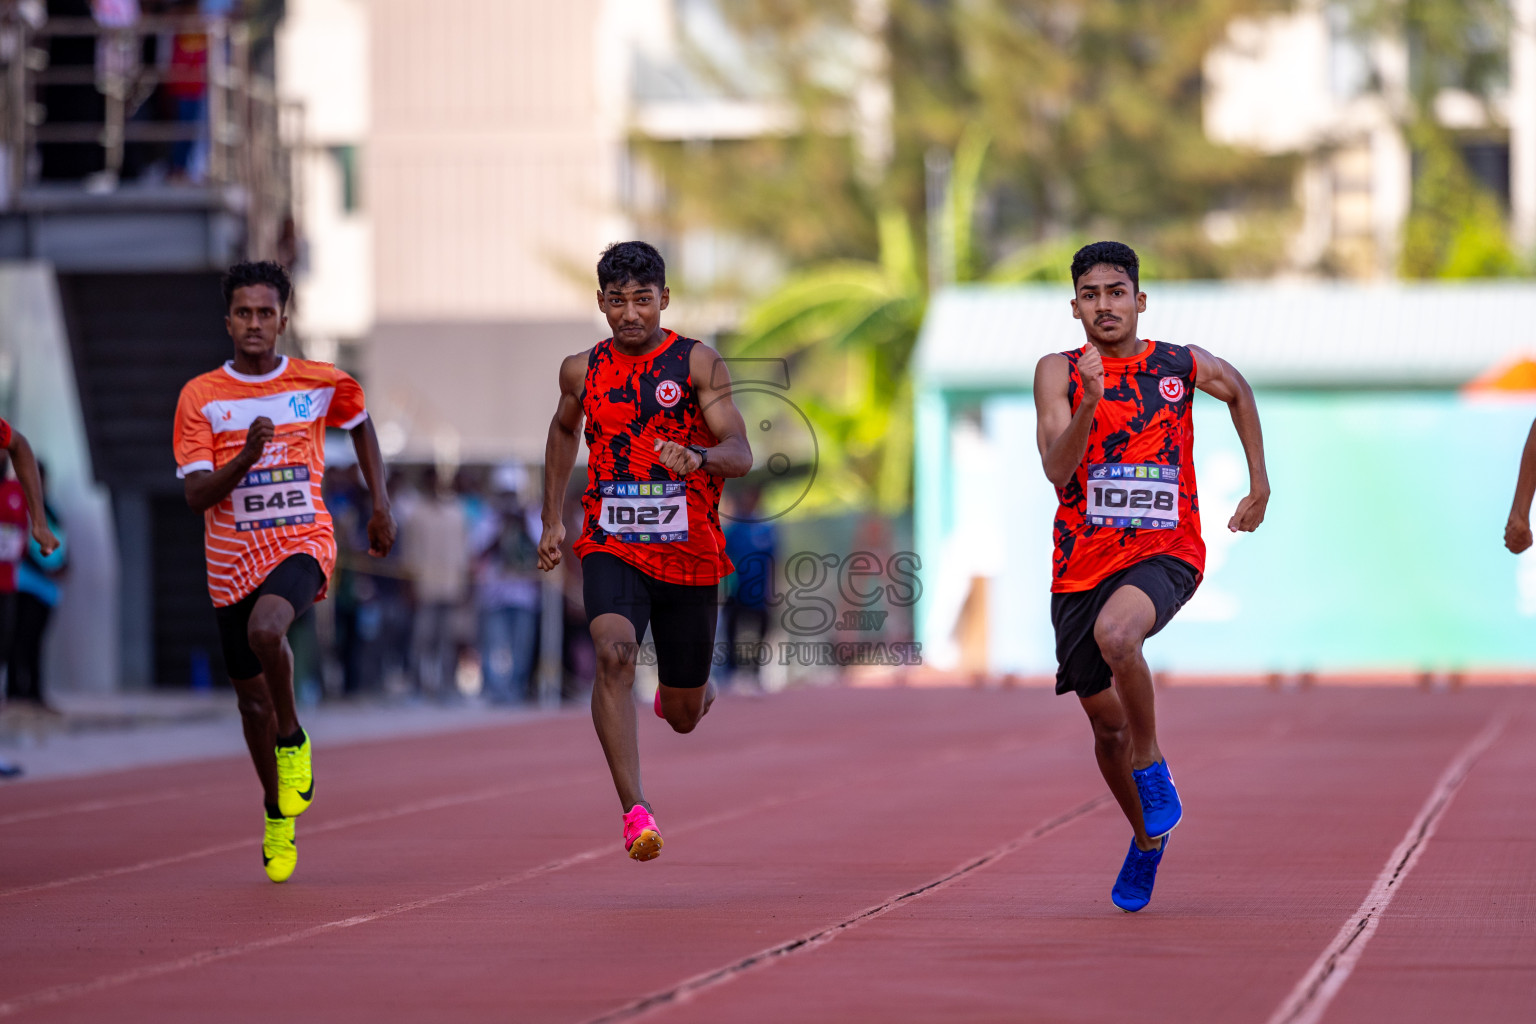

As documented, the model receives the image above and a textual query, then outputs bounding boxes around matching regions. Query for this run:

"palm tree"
[728,129,1077,515]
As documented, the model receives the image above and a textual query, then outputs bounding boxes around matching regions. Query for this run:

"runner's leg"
[590,611,647,810]
[656,680,715,732]
[1093,584,1162,771]
[247,594,300,738]
[232,672,280,806]
[1079,688,1156,850]
[651,578,718,733]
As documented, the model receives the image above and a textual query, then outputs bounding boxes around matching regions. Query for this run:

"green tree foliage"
[637,0,1297,277]
[642,2,1300,513]
[1399,126,1521,279]
[730,132,1078,515]
[1343,0,1524,278]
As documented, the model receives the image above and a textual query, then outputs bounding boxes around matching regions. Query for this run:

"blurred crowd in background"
[281,467,781,709]
[308,462,558,707]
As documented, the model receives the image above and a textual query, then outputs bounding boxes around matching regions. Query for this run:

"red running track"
[1,686,1533,1023]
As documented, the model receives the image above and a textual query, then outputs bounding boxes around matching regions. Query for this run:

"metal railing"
[0,7,301,261]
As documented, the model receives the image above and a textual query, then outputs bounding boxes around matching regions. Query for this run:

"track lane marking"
[1265,711,1509,1024]
[579,716,1305,1022]
[0,720,859,899]
[0,711,1069,901]
[0,776,597,900]
[581,794,1115,1024]
[0,731,1064,1017]
[0,789,230,827]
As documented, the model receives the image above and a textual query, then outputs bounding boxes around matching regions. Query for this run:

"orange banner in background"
[1465,356,1536,393]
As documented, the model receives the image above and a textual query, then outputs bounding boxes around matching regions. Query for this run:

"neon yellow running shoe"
[275,731,314,818]
[263,814,297,883]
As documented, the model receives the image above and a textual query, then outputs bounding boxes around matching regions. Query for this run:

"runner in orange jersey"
[173,261,395,882]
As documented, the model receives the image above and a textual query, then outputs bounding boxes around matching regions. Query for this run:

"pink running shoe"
[654,687,665,719]
[623,804,663,861]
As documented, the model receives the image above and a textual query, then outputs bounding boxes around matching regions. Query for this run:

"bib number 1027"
[605,503,679,527]
[1085,463,1179,530]
[598,480,690,543]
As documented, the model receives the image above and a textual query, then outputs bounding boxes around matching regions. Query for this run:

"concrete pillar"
[0,262,121,694]
[115,489,152,689]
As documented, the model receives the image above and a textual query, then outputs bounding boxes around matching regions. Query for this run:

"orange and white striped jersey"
[173,357,367,607]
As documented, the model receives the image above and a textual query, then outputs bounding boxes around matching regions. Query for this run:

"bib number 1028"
[1085,463,1179,529]
[1091,487,1174,512]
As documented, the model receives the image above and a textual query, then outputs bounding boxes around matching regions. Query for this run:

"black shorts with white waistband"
[1050,554,1201,700]
[214,553,325,682]
[582,551,718,689]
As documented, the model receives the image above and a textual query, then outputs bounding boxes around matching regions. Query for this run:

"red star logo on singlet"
[655,380,683,407]
[1159,376,1185,402]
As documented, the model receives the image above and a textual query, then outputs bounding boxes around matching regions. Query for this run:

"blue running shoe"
[1111,834,1168,913]
[1134,760,1182,838]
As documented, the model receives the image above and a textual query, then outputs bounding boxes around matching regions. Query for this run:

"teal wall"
[916,389,1536,675]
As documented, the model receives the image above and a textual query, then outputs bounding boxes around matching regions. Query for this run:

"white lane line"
[0,732,1061,1017]
[0,770,915,1019]
[0,839,617,1019]
[583,793,1116,1024]
[1265,712,1508,1024]
[0,789,228,827]
[577,716,1364,1023]
[0,722,1060,902]
[0,777,592,901]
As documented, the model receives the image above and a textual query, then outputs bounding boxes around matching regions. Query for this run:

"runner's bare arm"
[349,416,396,557]
[539,352,588,571]
[1504,419,1536,553]
[1034,350,1102,488]
[1190,345,1270,533]
[4,429,58,555]
[183,415,275,513]
[655,344,752,478]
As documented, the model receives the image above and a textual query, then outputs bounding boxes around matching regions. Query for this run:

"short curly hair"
[222,260,292,310]
[1070,241,1140,291]
[597,241,666,291]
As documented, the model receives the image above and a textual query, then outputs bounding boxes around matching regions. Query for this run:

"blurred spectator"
[85,0,140,190]
[165,0,208,181]
[10,462,66,710]
[473,466,540,705]
[323,463,367,693]
[722,488,777,688]
[0,451,28,696]
[402,467,468,700]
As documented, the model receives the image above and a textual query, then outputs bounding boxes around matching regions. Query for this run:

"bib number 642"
[245,489,308,514]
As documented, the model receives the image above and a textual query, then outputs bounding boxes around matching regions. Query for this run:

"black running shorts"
[214,554,326,681]
[1050,555,1201,700]
[582,551,718,689]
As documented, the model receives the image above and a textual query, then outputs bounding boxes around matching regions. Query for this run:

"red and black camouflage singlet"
[573,330,733,585]
[1052,340,1205,593]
